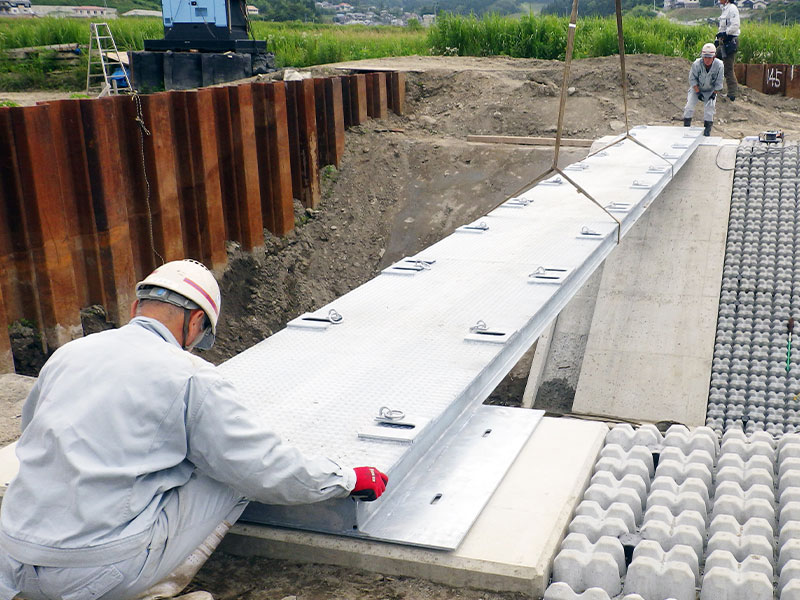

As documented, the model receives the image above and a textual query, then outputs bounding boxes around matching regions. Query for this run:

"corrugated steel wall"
[0,72,406,373]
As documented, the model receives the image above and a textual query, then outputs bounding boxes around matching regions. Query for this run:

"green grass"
[253,22,428,67]
[2,14,800,91]
[664,7,718,22]
[428,12,800,64]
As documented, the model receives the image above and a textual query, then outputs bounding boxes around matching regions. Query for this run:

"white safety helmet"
[135,259,221,350]
[702,43,717,57]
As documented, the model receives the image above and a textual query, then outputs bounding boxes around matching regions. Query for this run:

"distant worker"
[0,259,389,600]
[715,0,740,101]
[683,43,725,137]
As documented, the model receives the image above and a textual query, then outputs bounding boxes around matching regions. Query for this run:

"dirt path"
[5,54,800,599]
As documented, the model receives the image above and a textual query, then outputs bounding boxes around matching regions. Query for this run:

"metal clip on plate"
[500,197,533,209]
[464,320,511,345]
[540,176,563,186]
[457,221,490,234]
[383,258,435,276]
[577,225,604,240]
[528,265,572,285]
[605,201,633,214]
[287,308,343,330]
[630,180,652,190]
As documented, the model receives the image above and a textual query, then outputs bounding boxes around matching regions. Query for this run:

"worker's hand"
[351,466,389,501]
[709,91,717,101]
[697,91,704,101]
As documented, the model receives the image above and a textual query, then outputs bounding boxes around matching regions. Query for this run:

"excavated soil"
[5,54,800,599]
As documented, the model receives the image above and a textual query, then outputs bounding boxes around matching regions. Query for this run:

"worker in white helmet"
[0,259,388,600]
[683,43,725,137]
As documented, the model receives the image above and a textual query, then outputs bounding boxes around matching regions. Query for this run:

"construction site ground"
[3,54,800,599]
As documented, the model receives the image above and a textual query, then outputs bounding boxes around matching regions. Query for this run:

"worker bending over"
[0,259,388,600]
[683,43,724,137]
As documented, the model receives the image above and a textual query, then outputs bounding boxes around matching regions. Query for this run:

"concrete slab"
[571,144,733,425]
[221,416,608,597]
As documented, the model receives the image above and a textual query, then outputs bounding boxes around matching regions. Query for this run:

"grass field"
[2,14,799,90]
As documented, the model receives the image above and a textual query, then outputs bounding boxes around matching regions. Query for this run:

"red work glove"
[351,466,389,501]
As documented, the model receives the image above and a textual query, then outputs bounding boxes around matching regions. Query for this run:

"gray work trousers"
[0,473,247,600]
[683,89,717,122]
[716,47,738,98]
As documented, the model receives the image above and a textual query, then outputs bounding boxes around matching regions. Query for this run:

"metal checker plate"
[219,126,701,549]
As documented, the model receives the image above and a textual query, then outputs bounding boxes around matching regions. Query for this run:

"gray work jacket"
[688,58,725,93]
[0,318,355,567]
[719,2,740,36]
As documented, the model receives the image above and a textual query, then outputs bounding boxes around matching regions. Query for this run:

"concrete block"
[705,549,773,580]
[605,424,663,451]
[630,539,699,584]
[589,471,648,508]
[780,457,800,480]
[584,479,644,523]
[560,534,625,576]
[780,559,800,593]
[594,456,651,489]
[700,567,773,600]
[783,580,800,600]
[575,500,636,533]
[568,514,632,543]
[659,446,714,472]
[718,453,774,475]
[650,476,711,512]
[662,425,719,457]
[646,489,709,526]
[709,514,773,541]
[706,531,775,566]
[600,444,655,478]
[779,521,800,550]
[780,501,800,529]
[780,486,800,506]
[543,582,611,600]
[716,464,774,490]
[643,505,706,537]
[640,518,704,559]
[712,495,776,533]
[655,458,712,490]
[779,538,800,572]
[716,481,775,507]
[623,543,696,600]
[552,540,623,595]
[720,435,776,463]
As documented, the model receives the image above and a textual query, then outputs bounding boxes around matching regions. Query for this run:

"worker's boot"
[704,120,713,137]
[683,117,692,127]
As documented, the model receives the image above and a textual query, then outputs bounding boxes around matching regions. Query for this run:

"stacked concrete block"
[708,143,800,436]
[778,434,800,599]
[702,429,775,599]
[544,424,659,598]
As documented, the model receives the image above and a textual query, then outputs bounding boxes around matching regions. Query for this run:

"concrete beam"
[221,417,607,597]
[572,143,734,425]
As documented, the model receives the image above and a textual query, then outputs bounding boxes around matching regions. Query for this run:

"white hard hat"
[136,259,221,349]
[702,43,717,57]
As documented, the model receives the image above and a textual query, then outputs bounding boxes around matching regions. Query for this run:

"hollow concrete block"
[650,476,711,512]
[706,530,775,566]
[543,582,612,600]
[623,547,696,600]
[600,444,655,478]
[700,567,773,600]
[639,518,703,560]
[605,424,663,451]
[560,534,625,577]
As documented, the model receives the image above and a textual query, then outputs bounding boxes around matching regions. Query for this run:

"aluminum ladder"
[86,22,133,97]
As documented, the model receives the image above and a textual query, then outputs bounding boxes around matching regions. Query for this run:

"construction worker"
[715,0,740,101]
[683,43,724,137]
[0,259,388,600]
